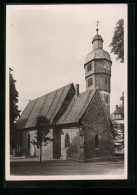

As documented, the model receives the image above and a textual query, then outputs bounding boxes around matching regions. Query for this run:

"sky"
[6,4,127,114]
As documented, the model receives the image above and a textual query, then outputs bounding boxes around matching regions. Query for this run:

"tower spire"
[96,21,99,35]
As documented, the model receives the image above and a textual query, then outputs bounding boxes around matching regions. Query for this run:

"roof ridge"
[31,83,73,101]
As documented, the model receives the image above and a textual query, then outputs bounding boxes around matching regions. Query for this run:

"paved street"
[10,158,124,176]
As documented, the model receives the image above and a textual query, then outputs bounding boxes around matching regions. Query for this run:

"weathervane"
[96,21,99,35]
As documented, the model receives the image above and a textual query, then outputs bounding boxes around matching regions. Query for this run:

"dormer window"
[87,64,92,72]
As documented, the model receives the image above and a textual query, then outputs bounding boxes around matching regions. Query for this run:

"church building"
[17,28,114,162]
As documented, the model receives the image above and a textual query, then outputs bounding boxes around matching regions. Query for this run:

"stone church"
[17,30,114,162]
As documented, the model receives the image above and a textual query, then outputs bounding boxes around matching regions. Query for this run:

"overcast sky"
[6,4,127,114]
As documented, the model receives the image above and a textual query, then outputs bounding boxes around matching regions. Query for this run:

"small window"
[87,64,92,72]
[116,114,121,120]
[88,78,93,87]
[108,78,110,85]
[105,77,108,85]
[105,77,110,85]
[95,134,99,148]
[65,133,70,148]
[115,114,119,119]
[28,134,30,149]
[119,114,121,119]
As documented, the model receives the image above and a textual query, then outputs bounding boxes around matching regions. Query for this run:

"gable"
[17,83,75,129]
[57,89,96,125]
[80,90,112,132]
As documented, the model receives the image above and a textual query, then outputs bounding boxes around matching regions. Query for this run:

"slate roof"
[85,48,112,64]
[57,89,96,125]
[17,83,74,129]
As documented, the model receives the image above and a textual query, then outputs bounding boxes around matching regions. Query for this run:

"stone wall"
[21,129,53,160]
[53,128,61,159]
[81,90,114,160]
[94,59,111,76]
[61,128,79,160]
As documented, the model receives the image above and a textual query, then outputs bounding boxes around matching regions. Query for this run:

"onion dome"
[92,34,103,43]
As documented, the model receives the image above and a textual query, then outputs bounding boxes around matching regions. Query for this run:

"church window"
[95,134,99,148]
[28,134,30,149]
[65,133,70,148]
[87,64,92,72]
[88,78,93,87]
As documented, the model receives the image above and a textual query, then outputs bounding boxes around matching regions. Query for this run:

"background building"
[111,92,124,157]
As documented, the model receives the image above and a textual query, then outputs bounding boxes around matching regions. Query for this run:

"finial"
[96,21,99,35]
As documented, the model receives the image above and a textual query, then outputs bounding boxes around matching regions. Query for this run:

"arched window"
[65,133,70,148]
[95,134,99,148]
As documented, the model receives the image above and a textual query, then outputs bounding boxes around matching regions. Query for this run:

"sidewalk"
[10,157,124,166]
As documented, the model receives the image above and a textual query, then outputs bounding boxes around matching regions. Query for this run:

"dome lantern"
[92,21,104,50]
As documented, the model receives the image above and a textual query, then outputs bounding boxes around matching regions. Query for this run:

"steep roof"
[17,83,74,129]
[112,106,124,115]
[57,89,96,125]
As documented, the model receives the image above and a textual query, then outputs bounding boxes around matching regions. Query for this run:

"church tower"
[84,23,112,115]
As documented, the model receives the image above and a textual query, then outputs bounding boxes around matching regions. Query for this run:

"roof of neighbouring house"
[17,83,74,129]
[112,106,124,115]
[57,89,96,125]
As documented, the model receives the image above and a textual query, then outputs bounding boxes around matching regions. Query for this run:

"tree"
[31,115,53,163]
[10,68,20,149]
[110,19,124,63]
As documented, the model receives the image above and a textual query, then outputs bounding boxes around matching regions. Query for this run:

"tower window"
[88,78,93,87]
[105,77,110,85]
[108,78,110,85]
[87,64,92,72]
[105,96,109,103]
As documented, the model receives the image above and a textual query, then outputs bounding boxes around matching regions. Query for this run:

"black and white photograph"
[6,4,127,180]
